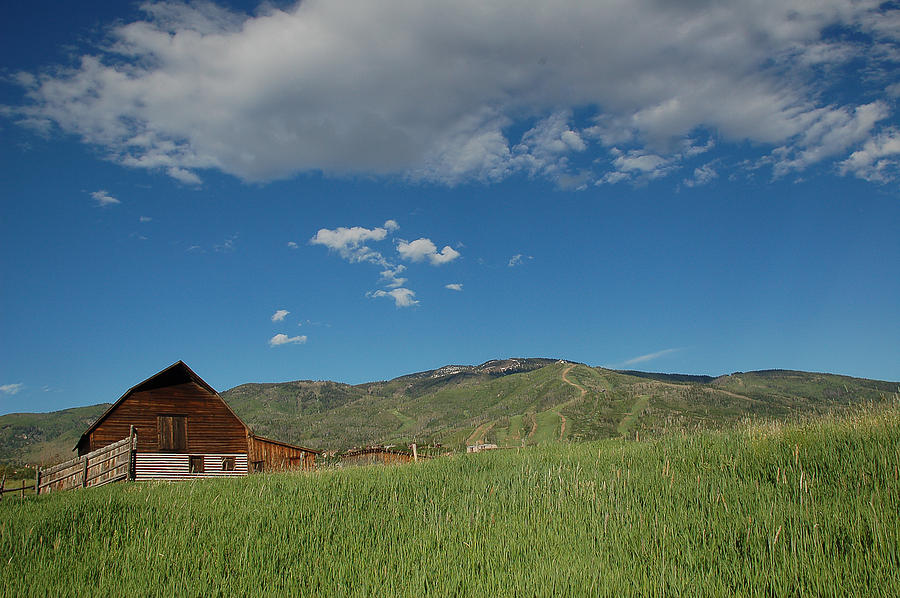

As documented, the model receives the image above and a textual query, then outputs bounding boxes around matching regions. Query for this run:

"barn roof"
[76,361,318,454]
[251,435,320,455]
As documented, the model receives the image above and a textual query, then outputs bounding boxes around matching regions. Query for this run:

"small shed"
[76,361,318,480]
[466,443,499,453]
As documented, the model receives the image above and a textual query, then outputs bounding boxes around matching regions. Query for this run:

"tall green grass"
[2,408,898,596]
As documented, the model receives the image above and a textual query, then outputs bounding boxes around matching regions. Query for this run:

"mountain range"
[2,358,897,466]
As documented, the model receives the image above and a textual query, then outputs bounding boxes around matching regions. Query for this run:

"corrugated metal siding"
[135,453,248,480]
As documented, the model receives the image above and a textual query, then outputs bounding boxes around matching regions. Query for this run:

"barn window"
[221,457,235,471]
[189,455,204,474]
[158,415,187,452]
[251,461,264,473]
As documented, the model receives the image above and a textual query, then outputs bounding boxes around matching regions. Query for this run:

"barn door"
[158,415,187,452]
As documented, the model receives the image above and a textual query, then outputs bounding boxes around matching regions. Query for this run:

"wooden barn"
[75,361,319,480]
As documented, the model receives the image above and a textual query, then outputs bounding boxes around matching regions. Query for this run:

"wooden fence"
[36,428,137,495]
[0,476,34,500]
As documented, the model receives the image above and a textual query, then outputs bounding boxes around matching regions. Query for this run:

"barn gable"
[127,360,217,396]
[76,361,248,455]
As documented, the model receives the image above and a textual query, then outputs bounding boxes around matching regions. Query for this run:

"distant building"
[75,361,319,480]
[466,443,499,453]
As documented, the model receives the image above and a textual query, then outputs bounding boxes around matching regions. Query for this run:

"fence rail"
[0,476,33,500]
[36,428,137,495]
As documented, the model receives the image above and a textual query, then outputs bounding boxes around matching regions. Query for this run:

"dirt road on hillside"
[558,364,588,440]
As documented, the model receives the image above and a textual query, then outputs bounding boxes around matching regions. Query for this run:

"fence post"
[129,426,137,481]
[82,457,89,488]
[0,475,4,501]
[35,468,41,496]
[21,479,26,498]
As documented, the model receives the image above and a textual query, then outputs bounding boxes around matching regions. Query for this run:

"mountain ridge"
[1,359,897,466]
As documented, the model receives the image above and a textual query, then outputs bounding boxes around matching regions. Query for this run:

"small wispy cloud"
[620,348,682,367]
[369,288,419,307]
[139,216,152,222]
[287,241,299,249]
[0,383,24,395]
[90,190,120,206]
[508,254,533,267]
[379,264,408,288]
[445,283,463,291]
[167,166,202,185]
[214,234,238,253]
[271,309,289,322]
[682,162,718,188]
[269,333,307,346]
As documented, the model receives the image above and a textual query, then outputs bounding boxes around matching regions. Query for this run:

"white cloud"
[310,224,392,265]
[445,283,463,291]
[857,8,900,42]
[139,215,152,222]
[610,150,675,182]
[0,383,24,395]
[90,190,120,206]
[555,171,592,191]
[430,246,461,265]
[287,241,298,249]
[269,333,307,346]
[839,128,900,182]
[397,238,460,265]
[510,111,588,178]
[599,136,717,185]
[599,171,631,185]
[369,288,419,308]
[167,166,203,185]
[11,0,897,186]
[379,264,407,288]
[683,163,719,188]
[771,102,890,176]
[214,234,237,253]
[508,254,533,267]
[397,238,437,262]
[271,309,289,322]
[313,220,462,308]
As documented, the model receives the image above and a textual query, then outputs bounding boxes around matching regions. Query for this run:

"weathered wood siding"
[341,449,415,467]
[83,382,247,455]
[135,453,248,480]
[247,436,317,472]
[39,434,135,494]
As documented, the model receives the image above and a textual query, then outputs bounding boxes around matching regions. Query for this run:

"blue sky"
[2,0,899,414]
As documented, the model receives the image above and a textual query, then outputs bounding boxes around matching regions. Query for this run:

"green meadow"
[2,407,898,596]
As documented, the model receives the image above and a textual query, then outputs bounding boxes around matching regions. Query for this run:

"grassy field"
[2,406,898,596]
